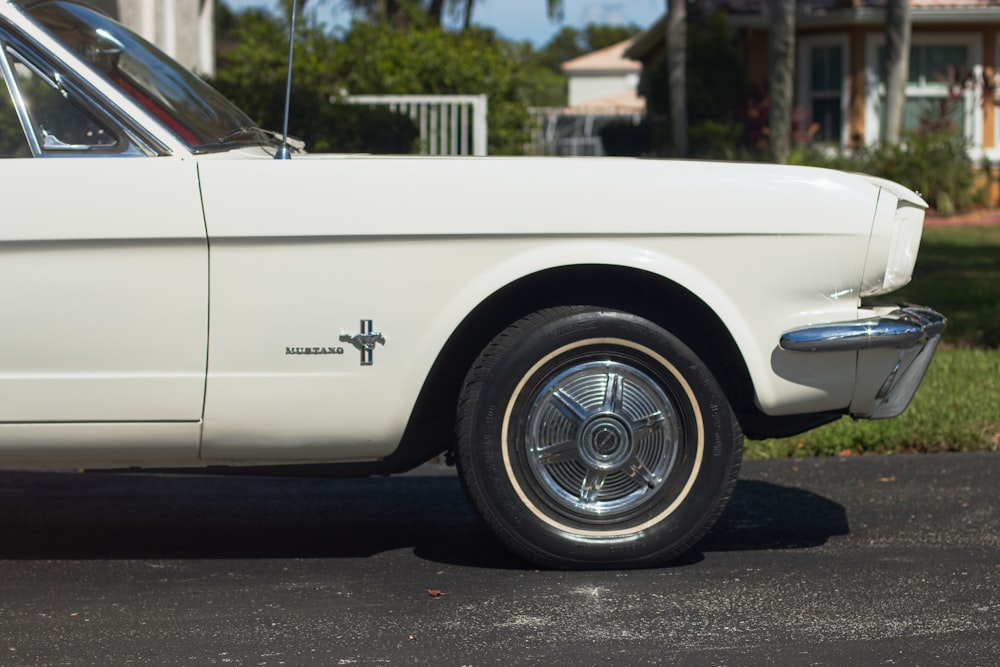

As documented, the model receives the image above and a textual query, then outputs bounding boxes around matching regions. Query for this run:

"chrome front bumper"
[780,306,946,419]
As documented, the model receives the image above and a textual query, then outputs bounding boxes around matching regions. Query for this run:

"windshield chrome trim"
[0,43,40,154]
[16,1,255,154]
[1,13,169,156]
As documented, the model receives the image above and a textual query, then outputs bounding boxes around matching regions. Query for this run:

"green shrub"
[792,129,983,213]
[598,119,651,157]
[688,119,746,160]
[333,21,529,155]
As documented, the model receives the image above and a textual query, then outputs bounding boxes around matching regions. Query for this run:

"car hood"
[197,155,908,239]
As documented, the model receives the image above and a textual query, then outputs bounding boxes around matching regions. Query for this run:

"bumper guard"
[779,306,946,419]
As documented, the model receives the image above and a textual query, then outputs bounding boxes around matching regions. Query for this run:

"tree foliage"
[334,21,529,153]
[641,12,750,157]
[532,24,640,71]
[213,5,530,154]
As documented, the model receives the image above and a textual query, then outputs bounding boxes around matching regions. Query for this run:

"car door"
[0,32,207,427]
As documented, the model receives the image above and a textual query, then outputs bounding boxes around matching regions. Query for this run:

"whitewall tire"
[455,307,743,569]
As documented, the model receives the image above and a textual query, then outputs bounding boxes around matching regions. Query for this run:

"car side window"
[4,47,118,154]
[0,58,30,157]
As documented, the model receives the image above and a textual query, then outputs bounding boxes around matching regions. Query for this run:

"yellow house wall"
[983,28,996,151]
[742,29,770,89]
[849,28,867,148]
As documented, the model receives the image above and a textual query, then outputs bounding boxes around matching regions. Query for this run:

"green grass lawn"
[749,223,1000,457]
[748,347,1000,458]
[891,224,1000,348]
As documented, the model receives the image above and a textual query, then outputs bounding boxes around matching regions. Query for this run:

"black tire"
[455,306,743,569]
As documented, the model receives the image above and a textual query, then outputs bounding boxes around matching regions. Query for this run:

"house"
[82,0,215,75]
[531,39,645,156]
[561,38,645,114]
[626,0,1000,159]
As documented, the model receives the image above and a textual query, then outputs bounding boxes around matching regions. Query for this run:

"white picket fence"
[344,94,489,156]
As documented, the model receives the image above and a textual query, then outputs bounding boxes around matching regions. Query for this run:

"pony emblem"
[339,320,385,366]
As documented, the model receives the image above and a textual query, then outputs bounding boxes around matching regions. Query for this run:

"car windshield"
[21,0,275,152]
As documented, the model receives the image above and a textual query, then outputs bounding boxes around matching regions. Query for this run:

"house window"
[908,45,969,84]
[866,34,981,146]
[883,44,969,130]
[810,45,843,143]
[798,36,848,147]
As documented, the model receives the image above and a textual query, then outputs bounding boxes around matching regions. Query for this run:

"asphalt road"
[0,452,997,666]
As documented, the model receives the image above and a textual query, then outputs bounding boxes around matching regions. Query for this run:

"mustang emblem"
[340,320,385,366]
[285,346,345,355]
[340,332,386,351]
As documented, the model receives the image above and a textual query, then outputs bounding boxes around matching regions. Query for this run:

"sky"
[222,0,666,46]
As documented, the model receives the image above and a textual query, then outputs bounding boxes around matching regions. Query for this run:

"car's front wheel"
[455,306,743,569]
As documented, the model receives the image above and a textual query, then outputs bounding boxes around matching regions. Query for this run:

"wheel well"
[385,264,759,473]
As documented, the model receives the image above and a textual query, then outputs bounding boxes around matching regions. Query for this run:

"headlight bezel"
[860,188,926,298]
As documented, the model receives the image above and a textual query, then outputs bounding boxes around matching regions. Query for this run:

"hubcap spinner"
[580,415,632,469]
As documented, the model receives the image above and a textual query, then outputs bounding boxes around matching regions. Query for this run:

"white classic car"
[0,0,945,568]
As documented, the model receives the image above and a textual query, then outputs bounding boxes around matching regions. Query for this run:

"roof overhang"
[625,14,667,61]
[734,7,1000,29]
[625,7,1000,61]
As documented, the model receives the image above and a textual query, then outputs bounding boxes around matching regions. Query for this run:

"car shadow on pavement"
[696,479,849,552]
[0,470,847,568]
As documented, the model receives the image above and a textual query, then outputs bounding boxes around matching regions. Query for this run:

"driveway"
[0,452,996,665]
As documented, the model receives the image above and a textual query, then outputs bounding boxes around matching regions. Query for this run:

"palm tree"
[666,0,687,157]
[884,0,911,144]
[768,0,795,163]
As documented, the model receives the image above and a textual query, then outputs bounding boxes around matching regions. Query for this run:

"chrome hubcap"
[523,359,682,520]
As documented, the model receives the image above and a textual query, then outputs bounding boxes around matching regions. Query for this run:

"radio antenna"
[275,0,298,160]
